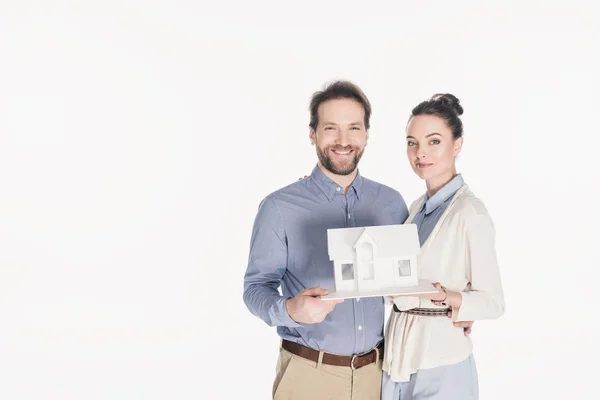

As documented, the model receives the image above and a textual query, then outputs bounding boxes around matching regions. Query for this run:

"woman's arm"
[449,213,506,322]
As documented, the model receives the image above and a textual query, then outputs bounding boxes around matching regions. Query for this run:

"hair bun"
[430,93,463,116]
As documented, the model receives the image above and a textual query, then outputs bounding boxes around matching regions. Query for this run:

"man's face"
[310,98,369,176]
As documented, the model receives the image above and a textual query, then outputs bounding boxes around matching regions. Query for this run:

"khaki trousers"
[272,347,383,400]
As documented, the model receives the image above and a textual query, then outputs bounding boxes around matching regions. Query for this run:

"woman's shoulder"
[408,194,427,214]
[451,185,493,220]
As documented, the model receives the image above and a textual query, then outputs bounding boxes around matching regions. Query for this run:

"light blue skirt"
[381,354,479,400]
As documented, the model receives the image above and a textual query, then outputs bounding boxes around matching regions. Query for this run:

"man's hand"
[286,288,344,324]
[447,310,473,336]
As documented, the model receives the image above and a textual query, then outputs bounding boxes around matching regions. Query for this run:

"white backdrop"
[1,1,599,399]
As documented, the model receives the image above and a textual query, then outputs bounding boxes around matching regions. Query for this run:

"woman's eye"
[430,139,440,145]
[407,142,416,147]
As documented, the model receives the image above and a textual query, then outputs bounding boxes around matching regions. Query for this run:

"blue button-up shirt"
[411,174,464,245]
[243,165,409,355]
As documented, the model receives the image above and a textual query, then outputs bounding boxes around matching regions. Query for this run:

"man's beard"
[316,145,364,176]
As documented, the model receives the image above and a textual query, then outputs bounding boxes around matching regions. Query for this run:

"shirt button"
[358,325,363,331]
[336,187,341,192]
[356,298,360,302]
[348,214,351,219]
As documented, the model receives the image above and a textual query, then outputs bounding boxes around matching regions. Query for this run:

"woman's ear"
[453,137,464,157]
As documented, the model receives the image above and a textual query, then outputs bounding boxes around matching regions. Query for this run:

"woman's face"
[406,114,462,181]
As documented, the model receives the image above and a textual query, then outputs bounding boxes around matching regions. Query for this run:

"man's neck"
[317,163,357,195]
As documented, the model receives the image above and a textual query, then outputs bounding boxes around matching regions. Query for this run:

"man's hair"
[309,80,372,131]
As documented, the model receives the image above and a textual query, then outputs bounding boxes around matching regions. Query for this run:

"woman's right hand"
[447,310,473,335]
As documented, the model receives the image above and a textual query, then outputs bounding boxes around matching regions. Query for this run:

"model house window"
[398,259,411,277]
[360,242,375,280]
[341,263,354,280]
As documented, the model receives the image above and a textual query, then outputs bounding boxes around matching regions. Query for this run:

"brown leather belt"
[393,304,450,316]
[281,339,383,370]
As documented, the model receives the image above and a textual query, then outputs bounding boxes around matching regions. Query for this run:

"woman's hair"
[410,93,464,140]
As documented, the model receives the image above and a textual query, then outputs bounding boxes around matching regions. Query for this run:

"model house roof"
[327,224,420,260]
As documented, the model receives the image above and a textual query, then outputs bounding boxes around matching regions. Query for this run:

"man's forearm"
[243,284,301,328]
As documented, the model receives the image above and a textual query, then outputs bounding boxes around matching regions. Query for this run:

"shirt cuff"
[451,292,466,321]
[272,296,303,328]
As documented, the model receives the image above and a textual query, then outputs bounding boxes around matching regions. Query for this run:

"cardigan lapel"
[407,184,469,254]
[406,196,425,224]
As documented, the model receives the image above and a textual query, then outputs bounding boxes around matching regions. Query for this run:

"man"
[243,81,471,399]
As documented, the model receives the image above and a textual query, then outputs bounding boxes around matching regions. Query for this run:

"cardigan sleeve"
[452,213,506,322]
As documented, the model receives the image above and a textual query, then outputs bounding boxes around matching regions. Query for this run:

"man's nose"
[336,130,350,147]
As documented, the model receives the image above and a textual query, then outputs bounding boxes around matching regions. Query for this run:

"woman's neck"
[425,169,457,198]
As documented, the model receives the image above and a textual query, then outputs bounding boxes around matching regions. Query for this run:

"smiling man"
[311,96,366,177]
[243,81,410,399]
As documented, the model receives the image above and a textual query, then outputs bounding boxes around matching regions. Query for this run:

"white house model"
[321,224,436,300]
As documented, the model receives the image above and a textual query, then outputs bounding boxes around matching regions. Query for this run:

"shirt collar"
[422,174,464,215]
[309,164,363,201]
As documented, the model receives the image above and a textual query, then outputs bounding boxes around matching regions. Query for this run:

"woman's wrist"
[432,286,448,306]
[446,290,462,308]
[432,287,462,309]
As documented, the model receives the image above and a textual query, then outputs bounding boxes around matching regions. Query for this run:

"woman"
[381,94,505,399]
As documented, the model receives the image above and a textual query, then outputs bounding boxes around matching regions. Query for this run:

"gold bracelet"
[432,286,448,306]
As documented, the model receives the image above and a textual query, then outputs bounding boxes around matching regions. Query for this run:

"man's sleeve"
[243,196,302,328]
[390,190,409,224]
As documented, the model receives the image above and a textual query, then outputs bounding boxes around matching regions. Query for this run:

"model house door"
[357,241,376,291]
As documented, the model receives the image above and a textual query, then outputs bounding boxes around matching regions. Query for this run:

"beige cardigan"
[383,184,505,382]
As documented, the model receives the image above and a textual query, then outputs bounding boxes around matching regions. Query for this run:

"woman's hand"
[448,310,474,336]
[391,282,447,301]
[401,282,463,309]
[420,282,447,302]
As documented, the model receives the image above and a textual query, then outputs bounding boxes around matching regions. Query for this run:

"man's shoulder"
[259,178,311,204]
[360,176,404,199]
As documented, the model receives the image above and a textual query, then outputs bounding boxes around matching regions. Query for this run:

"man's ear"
[365,129,369,146]
[309,128,316,145]
[454,137,463,156]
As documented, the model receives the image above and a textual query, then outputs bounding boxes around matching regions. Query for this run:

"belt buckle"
[350,348,371,370]
[350,342,382,370]
[350,353,359,370]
